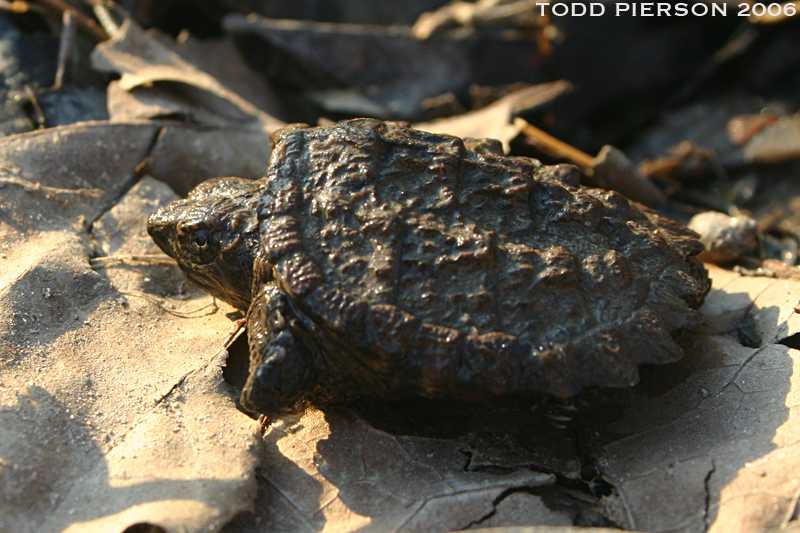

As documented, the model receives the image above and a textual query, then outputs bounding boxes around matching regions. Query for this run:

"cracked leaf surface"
[0,123,261,533]
[587,265,800,533]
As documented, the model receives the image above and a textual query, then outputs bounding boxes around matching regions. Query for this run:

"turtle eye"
[186,228,216,263]
[194,231,209,248]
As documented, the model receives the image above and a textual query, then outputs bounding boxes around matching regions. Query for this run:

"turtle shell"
[254,118,710,403]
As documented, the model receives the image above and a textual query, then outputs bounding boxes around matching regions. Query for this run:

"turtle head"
[148,177,264,311]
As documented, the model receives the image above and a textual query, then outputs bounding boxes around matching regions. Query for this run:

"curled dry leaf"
[0,123,264,533]
[92,18,284,132]
[414,80,572,153]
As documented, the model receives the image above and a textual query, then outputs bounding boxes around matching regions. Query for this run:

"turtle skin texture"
[148,118,711,418]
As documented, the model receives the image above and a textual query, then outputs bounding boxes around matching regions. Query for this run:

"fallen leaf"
[625,99,756,169]
[92,18,284,132]
[173,33,285,121]
[142,124,272,196]
[585,264,800,533]
[411,0,544,40]
[0,124,261,533]
[222,14,474,120]
[414,81,571,153]
[248,409,556,533]
[744,115,800,163]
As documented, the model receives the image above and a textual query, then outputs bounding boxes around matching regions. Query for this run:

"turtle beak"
[147,209,178,260]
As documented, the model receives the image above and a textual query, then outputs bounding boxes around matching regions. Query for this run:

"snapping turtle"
[148,118,710,418]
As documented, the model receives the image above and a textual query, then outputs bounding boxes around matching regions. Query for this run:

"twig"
[222,318,247,349]
[33,0,108,40]
[0,0,47,15]
[517,118,595,170]
[119,290,220,318]
[23,86,46,129]
[54,9,77,88]
[0,175,103,196]
[517,117,667,207]
[89,254,177,268]
[88,0,120,38]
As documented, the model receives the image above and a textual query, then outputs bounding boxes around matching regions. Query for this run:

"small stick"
[34,0,108,40]
[119,290,220,318]
[89,254,177,268]
[23,85,46,129]
[517,118,595,170]
[54,9,77,88]
[0,174,105,195]
[517,117,667,207]
[89,0,120,38]
[0,1,48,15]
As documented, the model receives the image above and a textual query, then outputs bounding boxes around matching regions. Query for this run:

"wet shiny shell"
[255,118,710,402]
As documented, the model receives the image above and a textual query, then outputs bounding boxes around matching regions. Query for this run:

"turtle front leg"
[240,283,317,418]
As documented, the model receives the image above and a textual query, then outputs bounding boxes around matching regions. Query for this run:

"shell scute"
[274,251,324,299]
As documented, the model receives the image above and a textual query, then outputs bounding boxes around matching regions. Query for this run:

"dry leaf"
[248,409,556,533]
[0,123,262,533]
[142,124,272,196]
[414,81,571,153]
[585,265,800,532]
[92,18,284,132]
[223,14,473,120]
[411,0,543,40]
[173,34,285,121]
[744,115,800,163]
